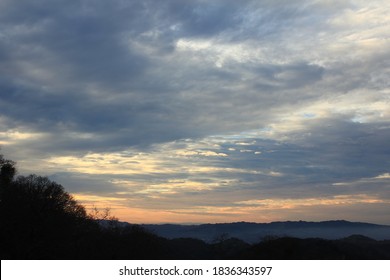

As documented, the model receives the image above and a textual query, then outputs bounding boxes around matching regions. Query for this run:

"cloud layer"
[1,0,389,223]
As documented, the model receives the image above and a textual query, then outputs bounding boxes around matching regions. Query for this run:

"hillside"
[139,220,390,243]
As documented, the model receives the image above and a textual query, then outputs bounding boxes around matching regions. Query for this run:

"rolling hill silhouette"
[139,220,390,243]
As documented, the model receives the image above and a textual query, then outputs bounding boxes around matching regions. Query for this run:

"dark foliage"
[241,236,390,260]
[163,238,214,259]
[0,154,16,186]
[0,172,97,258]
[1,153,389,260]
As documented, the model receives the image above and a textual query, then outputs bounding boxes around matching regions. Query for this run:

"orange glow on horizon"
[73,192,390,224]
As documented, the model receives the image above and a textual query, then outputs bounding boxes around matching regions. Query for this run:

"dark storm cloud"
[0,0,388,153]
[49,172,123,194]
[162,0,245,37]
[1,0,380,155]
[248,62,325,90]
[0,1,149,87]
[226,118,390,177]
[0,0,243,152]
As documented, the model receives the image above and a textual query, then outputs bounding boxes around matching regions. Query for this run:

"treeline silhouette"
[1,153,390,259]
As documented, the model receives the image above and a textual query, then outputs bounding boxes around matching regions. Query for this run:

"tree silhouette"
[1,174,91,258]
[0,153,98,258]
[12,175,87,219]
[0,153,164,259]
[0,154,16,186]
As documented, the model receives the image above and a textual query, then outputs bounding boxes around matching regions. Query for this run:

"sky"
[0,0,389,224]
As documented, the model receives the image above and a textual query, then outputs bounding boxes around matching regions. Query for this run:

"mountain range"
[131,220,390,243]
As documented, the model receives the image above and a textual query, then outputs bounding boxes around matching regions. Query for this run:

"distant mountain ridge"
[129,220,390,243]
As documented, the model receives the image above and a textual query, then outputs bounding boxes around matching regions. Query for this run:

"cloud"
[1,0,389,223]
[1,0,388,149]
